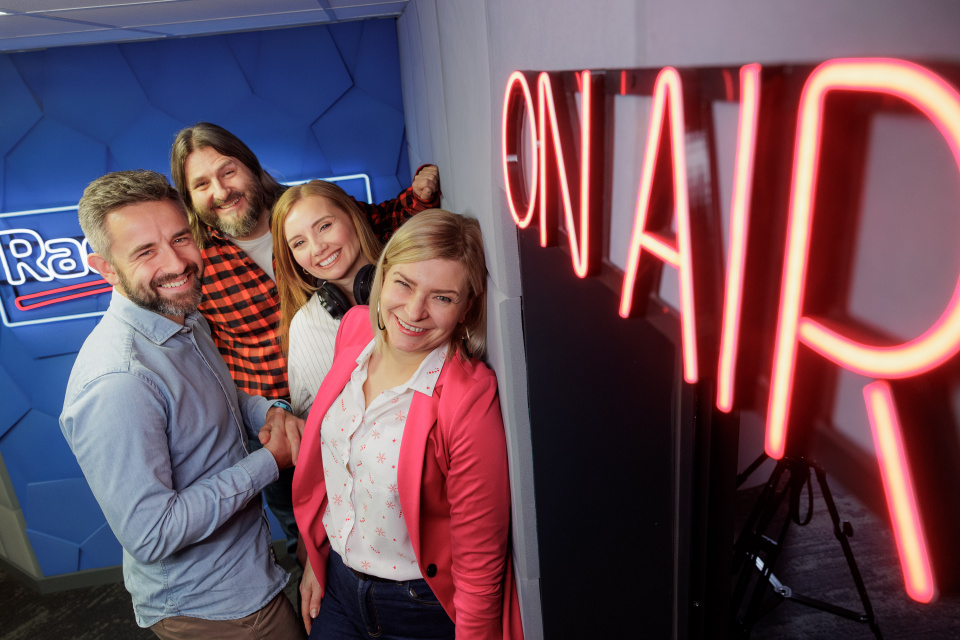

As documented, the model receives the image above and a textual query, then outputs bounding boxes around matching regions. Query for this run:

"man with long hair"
[170,123,439,553]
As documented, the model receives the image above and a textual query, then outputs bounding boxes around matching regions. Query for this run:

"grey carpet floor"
[2,479,959,639]
[735,472,960,639]
[0,570,154,640]
[0,555,301,640]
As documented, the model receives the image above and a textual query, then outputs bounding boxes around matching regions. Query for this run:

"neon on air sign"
[0,173,374,328]
[502,58,960,603]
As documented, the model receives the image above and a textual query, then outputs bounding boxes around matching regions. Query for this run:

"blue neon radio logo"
[0,173,373,328]
[0,205,107,328]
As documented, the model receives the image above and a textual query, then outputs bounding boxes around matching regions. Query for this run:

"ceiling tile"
[328,2,407,22]
[327,0,404,7]
[0,29,161,52]
[0,0,408,52]
[0,0,179,11]
[0,14,100,37]
[148,12,333,36]
[43,0,326,26]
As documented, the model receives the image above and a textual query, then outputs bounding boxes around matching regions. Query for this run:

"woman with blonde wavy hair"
[292,209,524,640]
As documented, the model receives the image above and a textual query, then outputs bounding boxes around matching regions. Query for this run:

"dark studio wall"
[519,228,684,638]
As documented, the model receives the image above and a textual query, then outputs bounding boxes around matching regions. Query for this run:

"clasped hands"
[258,406,304,469]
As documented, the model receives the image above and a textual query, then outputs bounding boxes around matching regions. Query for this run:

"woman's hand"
[299,557,323,634]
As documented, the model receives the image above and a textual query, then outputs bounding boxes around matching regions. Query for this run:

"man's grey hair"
[78,170,188,259]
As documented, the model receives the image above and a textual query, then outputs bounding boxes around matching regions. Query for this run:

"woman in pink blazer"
[292,210,524,640]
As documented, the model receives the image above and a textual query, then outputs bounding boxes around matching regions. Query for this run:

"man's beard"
[117,262,204,318]
[195,181,268,238]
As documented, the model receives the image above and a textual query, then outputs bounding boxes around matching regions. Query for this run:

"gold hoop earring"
[377,301,386,331]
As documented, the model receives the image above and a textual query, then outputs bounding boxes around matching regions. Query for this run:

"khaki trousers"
[151,592,305,640]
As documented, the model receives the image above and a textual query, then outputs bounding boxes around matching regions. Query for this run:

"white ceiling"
[0,0,410,52]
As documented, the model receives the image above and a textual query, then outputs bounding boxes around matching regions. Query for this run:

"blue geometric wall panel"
[5,119,108,210]
[78,523,123,572]
[252,27,352,122]
[109,107,185,173]
[312,86,405,176]
[121,38,253,125]
[224,31,262,84]
[0,363,29,439]
[354,20,404,112]
[329,20,364,78]
[25,353,79,417]
[21,478,104,543]
[0,19,411,576]
[43,46,149,145]
[8,51,46,108]
[0,57,41,157]
[25,528,80,577]
[397,131,412,185]
[0,409,83,501]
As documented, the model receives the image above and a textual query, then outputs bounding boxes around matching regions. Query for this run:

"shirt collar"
[355,341,448,397]
[107,289,202,345]
[206,227,229,245]
[205,215,275,245]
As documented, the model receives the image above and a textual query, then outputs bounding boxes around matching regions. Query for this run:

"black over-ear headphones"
[316,263,376,320]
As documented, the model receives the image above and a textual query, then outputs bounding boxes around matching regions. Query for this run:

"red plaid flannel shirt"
[199,179,438,398]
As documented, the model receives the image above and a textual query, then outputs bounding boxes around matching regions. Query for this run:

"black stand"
[730,454,883,638]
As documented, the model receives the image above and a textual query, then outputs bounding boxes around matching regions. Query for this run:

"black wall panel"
[519,229,681,638]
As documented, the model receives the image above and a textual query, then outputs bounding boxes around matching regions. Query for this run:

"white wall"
[397,2,960,636]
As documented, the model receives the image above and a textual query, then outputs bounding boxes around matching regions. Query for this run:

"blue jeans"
[309,551,455,640]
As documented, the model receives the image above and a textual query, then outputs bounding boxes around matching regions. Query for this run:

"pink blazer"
[293,306,524,640]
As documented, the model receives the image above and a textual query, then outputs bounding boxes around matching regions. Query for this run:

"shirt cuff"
[239,447,280,492]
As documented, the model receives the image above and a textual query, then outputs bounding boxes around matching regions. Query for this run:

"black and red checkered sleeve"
[356,164,440,243]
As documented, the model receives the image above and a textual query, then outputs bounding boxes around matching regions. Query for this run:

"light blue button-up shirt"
[60,291,288,627]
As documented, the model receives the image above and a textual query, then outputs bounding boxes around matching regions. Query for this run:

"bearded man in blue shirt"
[60,170,306,640]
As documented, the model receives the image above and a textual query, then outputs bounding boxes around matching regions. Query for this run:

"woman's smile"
[380,258,471,359]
